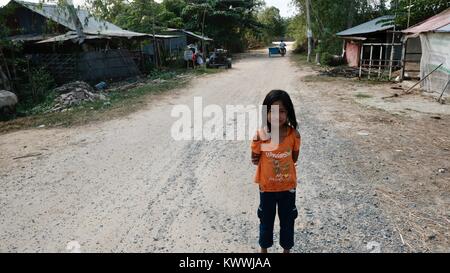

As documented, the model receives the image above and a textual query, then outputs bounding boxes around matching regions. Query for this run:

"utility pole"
[201,5,207,69]
[305,0,312,62]
[407,0,412,28]
[151,0,159,69]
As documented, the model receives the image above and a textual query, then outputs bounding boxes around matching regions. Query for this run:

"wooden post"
[389,30,396,80]
[368,45,373,79]
[400,37,407,81]
[359,44,364,79]
[378,45,383,78]
[388,44,394,80]
[169,39,172,59]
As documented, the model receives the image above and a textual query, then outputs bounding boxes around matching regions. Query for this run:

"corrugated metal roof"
[12,0,178,39]
[164,28,213,41]
[336,15,395,37]
[7,33,57,41]
[14,0,146,37]
[403,8,450,34]
[182,30,213,41]
[36,31,110,43]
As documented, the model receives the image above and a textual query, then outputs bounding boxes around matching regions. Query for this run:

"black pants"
[258,190,298,249]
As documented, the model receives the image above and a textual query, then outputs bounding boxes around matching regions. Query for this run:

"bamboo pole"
[404,63,443,94]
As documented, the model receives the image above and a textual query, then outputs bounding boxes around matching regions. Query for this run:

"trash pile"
[50,81,107,112]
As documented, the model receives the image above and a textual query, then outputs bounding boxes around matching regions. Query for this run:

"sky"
[0,0,298,17]
[265,0,297,18]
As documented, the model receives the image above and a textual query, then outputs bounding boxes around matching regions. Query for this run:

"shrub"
[320,52,345,66]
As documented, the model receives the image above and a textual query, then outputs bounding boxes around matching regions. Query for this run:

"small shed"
[402,8,450,96]
[1,0,179,83]
[336,16,403,79]
[161,28,214,55]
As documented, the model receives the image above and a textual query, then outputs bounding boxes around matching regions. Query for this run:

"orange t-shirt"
[251,126,301,192]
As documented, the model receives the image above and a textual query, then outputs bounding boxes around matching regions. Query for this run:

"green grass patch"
[355,92,372,99]
[290,52,331,71]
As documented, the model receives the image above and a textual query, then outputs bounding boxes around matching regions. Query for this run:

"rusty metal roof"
[403,8,450,34]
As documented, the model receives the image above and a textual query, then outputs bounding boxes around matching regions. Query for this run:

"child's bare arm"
[251,131,261,165]
[292,150,299,163]
[292,130,301,163]
[251,152,261,165]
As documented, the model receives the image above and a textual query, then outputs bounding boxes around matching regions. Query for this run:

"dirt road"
[1,45,448,252]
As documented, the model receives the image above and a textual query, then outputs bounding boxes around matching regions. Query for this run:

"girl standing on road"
[251,90,301,253]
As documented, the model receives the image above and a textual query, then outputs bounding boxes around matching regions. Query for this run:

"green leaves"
[290,0,449,56]
[393,0,450,28]
[291,0,392,55]
[258,6,286,42]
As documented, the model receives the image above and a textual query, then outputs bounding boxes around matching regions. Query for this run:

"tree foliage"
[83,0,268,51]
[393,0,450,28]
[290,0,389,55]
[289,0,449,56]
[258,6,286,43]
[180,0,264,51]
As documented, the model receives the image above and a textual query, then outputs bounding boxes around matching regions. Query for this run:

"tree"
[163,0,187,18]
[258,6,286,43]
[85,0,268,52]
[393,0,450,28]
[290,0,449,57]
[291,0,389,55]
[286,14,306,52]
[0,5,13,91]
[85,0,127,23]
[181,0,264,52]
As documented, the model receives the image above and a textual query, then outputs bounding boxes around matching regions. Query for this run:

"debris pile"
[54,81,94,95]
[51,81,107,112]
[319,66,362,78]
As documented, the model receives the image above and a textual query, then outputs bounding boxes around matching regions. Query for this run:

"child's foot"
[283,249,290,254]
[261,248,268,253]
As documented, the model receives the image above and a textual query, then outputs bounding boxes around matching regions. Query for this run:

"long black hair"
[262,90,298,132]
